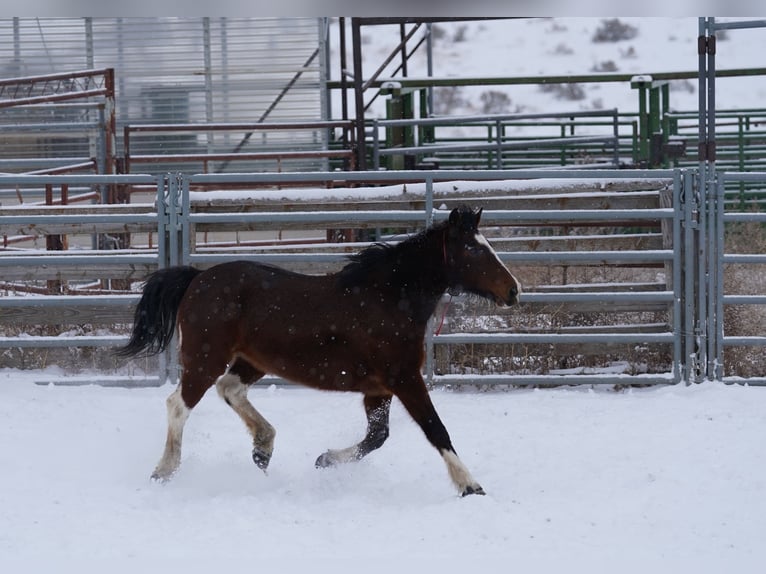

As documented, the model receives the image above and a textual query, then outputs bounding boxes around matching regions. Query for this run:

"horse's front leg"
[394,373,485,497]
[315,393,392,468]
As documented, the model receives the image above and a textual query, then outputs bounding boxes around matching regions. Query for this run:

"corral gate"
[1,168,764,386]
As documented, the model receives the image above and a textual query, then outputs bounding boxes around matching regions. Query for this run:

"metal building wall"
[0,17,326,171]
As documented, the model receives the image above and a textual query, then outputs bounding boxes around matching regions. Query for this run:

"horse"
[118,205,521,496]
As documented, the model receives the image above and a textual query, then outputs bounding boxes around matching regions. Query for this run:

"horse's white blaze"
[441,449,481,493]
[474,231,522,293]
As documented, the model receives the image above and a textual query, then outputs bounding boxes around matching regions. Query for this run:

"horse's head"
[443,206,521,306]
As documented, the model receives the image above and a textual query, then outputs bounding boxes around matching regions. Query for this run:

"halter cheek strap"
[434,294,452,336]
[435,232,452,336]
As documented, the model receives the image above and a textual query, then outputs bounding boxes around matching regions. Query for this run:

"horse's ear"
[448,206,480,235]
[448,207,461,227]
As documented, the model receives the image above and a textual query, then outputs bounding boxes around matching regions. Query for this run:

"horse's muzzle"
[494,285,520,307]
[507,285,520,306]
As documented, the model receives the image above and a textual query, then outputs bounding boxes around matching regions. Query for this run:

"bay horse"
[118,206,521,496]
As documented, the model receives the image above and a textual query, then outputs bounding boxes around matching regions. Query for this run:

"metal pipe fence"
[1,168,762,386]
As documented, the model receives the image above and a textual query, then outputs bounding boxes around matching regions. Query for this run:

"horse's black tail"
[115,266,202,358]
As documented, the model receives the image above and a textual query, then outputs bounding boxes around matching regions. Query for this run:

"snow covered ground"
[2,368,766,573]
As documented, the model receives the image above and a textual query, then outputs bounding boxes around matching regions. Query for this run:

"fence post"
[682,170,700,382]
[631,75,652,166]
[424,176,435,385]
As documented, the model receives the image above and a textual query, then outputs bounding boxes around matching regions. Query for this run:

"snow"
[2,368,766,572]
[188,177,668,203]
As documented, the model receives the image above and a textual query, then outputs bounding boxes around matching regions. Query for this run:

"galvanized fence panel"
[8,167,760,387]
[178,168,686,387]
[709,171,766,384]
[0,173,169,386]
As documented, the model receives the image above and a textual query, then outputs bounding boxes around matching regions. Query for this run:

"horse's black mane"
[337,219,448,288]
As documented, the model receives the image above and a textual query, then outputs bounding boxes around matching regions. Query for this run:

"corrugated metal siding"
[0,17,326,173]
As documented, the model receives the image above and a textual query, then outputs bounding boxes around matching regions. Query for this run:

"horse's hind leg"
[316,393,392,468]
[152,351,227,481]
[216,358,276,472]
[151,384,191,481]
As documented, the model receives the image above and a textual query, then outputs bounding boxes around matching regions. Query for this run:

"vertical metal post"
[221,18,230,135]
[202,18,214,155]
[426,23,434,117]
[672,169,683,383]
[103,68,116,175]
[181,174,191,266]
[157,175,167,268]
[351,18,367,171]
[612,109,620,167]
[425,175,435,385]
[661,85,671,167]
[714,175,726,380]
[338,18,349,138]
[495,119,503,169]
[156,174,170,384]
[683,169,698,382]
[12,17,21,74]
[167,175,179,268]
[372,118,380,169]
[637,84,648,164]
[84,18,94,69]
[318,18,331,171]
[698,167,709,380]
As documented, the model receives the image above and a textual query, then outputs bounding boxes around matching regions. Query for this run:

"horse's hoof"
[150,471,172,484]
[461,484,486,497]
[252,448,272,472]
[315,452,335,468]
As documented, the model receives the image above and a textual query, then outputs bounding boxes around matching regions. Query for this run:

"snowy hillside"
[332,17,766,119]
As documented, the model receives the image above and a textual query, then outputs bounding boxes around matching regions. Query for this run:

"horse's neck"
[384,230,448,322]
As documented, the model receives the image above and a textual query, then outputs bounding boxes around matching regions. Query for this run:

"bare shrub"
[670,79,696,94]
[552,43,574,55]
[433,86,467,114]
[539,83,586,101]
[479,90,511,114]
[592,19,638,43]
[429,24,447,41]
[591,60,618,72]
[620,46,638,59]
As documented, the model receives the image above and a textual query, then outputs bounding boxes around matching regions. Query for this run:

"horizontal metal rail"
[128,150,353,167]
[186,209,673,225]
[434,332,675,345]
[432,373,677,386]
[0,254,158,266]
[377,136,617,157]
[0,213,159,226]
[0,335,128,348]
[187,168,676,184]
[0,295,139,307]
